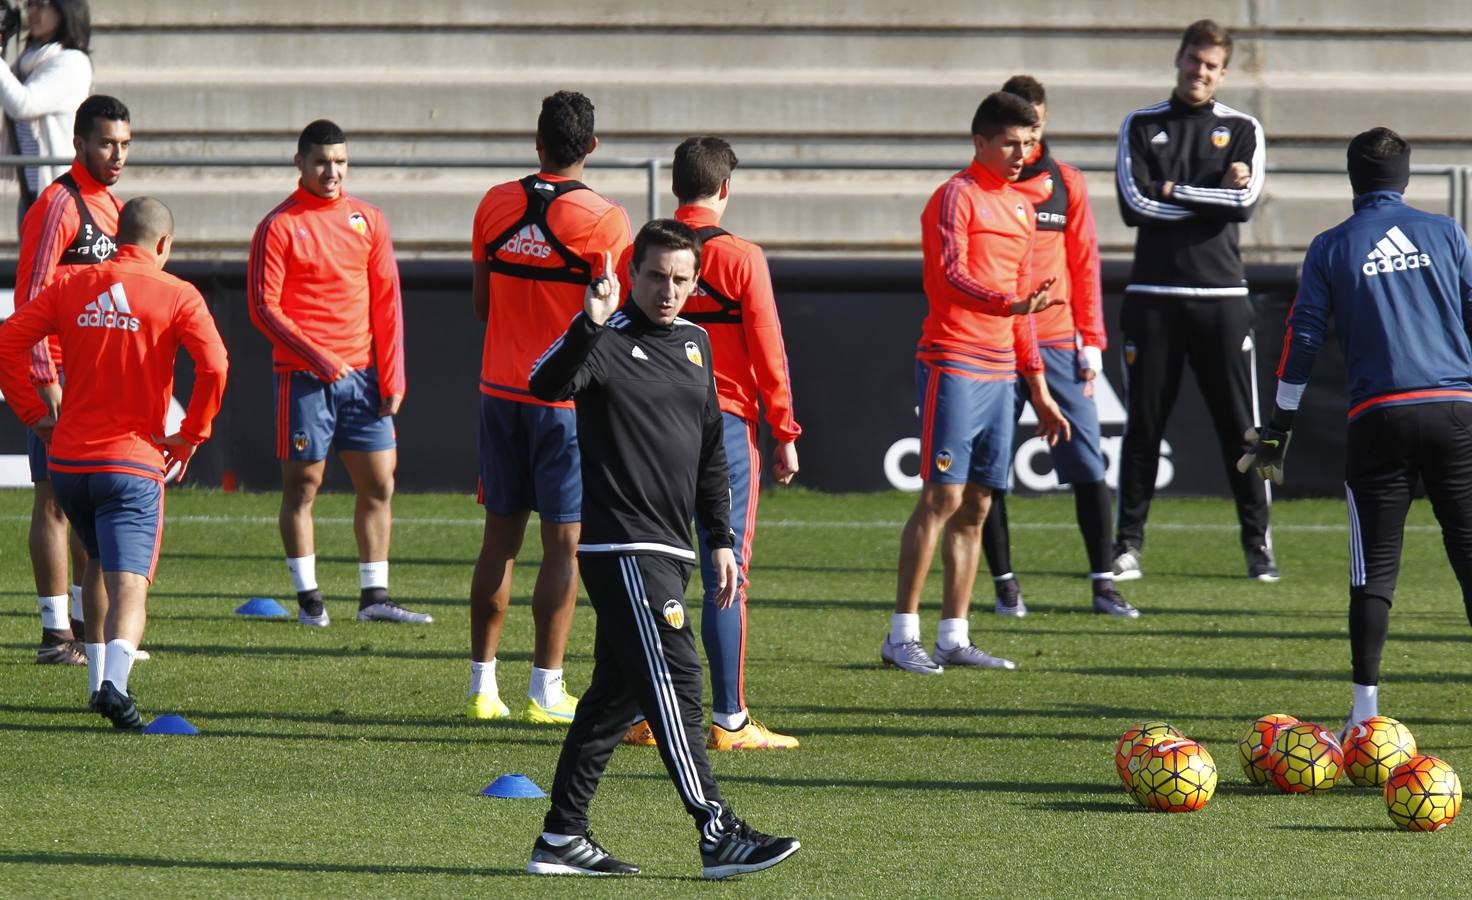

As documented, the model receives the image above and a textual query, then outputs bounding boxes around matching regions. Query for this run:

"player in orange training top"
[248,119,429,627]
[0,197,228,729]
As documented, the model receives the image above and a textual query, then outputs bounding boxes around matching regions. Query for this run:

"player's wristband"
[1268,405,1296,433]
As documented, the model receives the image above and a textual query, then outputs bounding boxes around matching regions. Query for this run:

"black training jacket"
[529,303,733,560]
[1114,94,1265,296]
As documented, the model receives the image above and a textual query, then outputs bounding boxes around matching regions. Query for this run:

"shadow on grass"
[1027,799,1148,814]
[1268,824,1389,833]
[0,850,525,879]
[1064,665,1472,684]
[160,552,477,567]
[621,770,1119,795]
[0,718,568,748]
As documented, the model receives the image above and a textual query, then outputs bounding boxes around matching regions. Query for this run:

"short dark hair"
[537,91,596,169]
[297,119,347,156]
[631,218,702,274]
[1348,126,1409,160]
[970,91,1039,138]
[1000,75,1046,106]
[32,0,90,53]
[117,196,174,246]
[1177,19,1233,66]
[672,136,738,204]
[73,94,128,139]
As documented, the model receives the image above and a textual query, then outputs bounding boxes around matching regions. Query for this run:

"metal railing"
[3,155,1466,230]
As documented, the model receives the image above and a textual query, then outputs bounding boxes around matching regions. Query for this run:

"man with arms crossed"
[248,119,428,627]
[1240,128,1472,738]
[884,92,1069,676]
[526,221,799,879]
[0,197,228,729]
[15,94,130,665]
[468,90,631,724]
[623,136,801,751]
[980,75,1138,619]
[1114,18,1274,582]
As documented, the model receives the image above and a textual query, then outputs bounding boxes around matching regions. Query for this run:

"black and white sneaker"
[1112,547,1143,581]
[1246,546,1280,582]
[94,680,143,731]
[1091,580,1140,619]
[527,833,639,876]
[994,578,1028,617]
[700,816,800,879]
[356,599,433,624]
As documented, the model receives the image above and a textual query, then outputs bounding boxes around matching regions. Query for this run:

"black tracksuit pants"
[1346,402,1472,684]
[1115,292,1270,553]
[543,552,727,845]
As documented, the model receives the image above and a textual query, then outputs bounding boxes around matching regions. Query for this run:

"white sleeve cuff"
[1082,345,1103,373]
[1276,381,1307,411]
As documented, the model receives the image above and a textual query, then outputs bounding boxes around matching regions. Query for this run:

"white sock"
[713,709,749,731]
[529,667,565,707]
[992,573,1015,583]
[889,612,920,644]
[1350,683,1379,725]
[70,584,84,623]
[86,643,106,695]
[936,617,969,651]
[1090,572,1115,582]
[359,560,389,591]
[103,639,137,694]
[540,833,576,846]
[469,659,498,697]
[38,595,68,630]
[286,555,318,593]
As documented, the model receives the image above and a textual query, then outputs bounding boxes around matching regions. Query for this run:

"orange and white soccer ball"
[1342,716,1417,788]
[1129,739,1218,812]
[1385,755,1462,832]
[1238,713,1298,785]
[1270,723,1343,794]
[1123,733,1177,799]
[1114,721,1183,787]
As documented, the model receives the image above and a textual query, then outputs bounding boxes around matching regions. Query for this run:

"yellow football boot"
[707,717,800,750]
[522,692,579,726]
[467,693,510,720]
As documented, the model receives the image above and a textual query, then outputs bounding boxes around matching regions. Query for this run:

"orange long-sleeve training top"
[0,246,229,481]
[247,185,405,400]
[918,160,1042,377]
[660,205,801,442]
[14,160,123,384]
[1012,147,1107,351]
[473,172,631,408]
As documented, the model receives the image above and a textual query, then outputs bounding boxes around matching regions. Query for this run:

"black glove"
[1236,423,1292,485]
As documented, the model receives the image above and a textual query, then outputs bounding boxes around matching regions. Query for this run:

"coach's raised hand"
[584,250,620,325]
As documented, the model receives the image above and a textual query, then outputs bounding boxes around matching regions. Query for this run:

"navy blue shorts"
[477,393,581,522]
[1014,345,1107,485]
[50,471,164,581]
[916,359,1016,489]
[274,367,396,462]
[28,430,48,482]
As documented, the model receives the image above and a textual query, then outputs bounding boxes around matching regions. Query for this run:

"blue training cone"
[235,597,289,618]
[481,774,545,799]
[142,714,199,735]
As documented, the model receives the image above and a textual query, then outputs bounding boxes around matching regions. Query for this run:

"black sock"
[1074,480,1113,574]
[359,587,388,610]
[1349,589,1391,686]
[297,588,324,616]
[981,488,1011,579]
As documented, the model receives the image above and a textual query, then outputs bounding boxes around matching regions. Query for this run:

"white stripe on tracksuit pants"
[543,552,727,844]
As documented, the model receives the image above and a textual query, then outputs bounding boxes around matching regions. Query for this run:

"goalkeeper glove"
[1236,421,1292,486]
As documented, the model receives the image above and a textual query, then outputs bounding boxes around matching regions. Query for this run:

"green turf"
[1,488,1468,897]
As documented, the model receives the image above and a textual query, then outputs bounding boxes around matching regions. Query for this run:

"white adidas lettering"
[75,282,141,331]
[1363,225,1432,276]
[501,224,553,259]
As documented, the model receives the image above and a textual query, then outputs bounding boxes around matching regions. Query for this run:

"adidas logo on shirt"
[76,283,140,331]
[1363,226,1432,276]
[1150,131,1168,145]
[500,224,553,259]
[631,346,649,360]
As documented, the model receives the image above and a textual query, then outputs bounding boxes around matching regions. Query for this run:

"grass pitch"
[1,488,1469,897]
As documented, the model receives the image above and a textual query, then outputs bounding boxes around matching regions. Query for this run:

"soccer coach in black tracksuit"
[524,219,799,880]
[1113,19,1276,582]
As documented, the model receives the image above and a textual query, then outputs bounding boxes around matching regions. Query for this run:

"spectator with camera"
[0,0,92,224]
